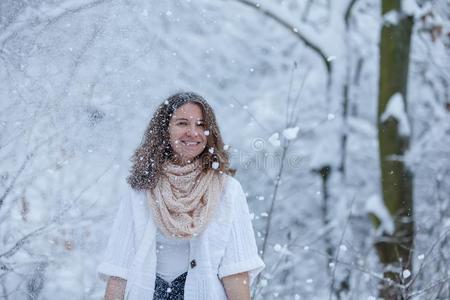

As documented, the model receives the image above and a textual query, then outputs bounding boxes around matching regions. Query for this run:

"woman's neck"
[171,155,195,166]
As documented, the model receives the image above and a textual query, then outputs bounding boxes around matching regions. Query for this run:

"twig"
[285,63,297,129]
[406,228,450,289]
[328,196,356,300]
[230,97,272,134]
[226,0,332,77]
[253,141,289,296]
[305,246,403,288]
[408,277,450,298]
[0,163,113,259]
[0,154,33,210]
[0,0,111,47]
[344,0,360,26]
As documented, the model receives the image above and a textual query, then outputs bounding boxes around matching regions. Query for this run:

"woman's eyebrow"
[174,117,205,121]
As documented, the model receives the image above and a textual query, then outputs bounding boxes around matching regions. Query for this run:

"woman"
[98,92,265,299]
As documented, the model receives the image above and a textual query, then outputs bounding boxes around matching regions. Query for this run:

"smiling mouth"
[181,141,201,146]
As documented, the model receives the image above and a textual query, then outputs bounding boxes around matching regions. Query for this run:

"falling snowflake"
[260,279,267,287]
[282,127,299,140]
[268,132,281,147]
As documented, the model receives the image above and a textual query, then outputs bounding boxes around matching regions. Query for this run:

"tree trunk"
[376,1,414,299]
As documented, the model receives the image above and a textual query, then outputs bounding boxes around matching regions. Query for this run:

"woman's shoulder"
[128,185,147,199]
[221,174,247,205]
[121,185,149,214]
[222,174,242,193]
[123,185,151,230]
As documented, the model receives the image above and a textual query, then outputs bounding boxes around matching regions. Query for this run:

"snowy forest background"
[1,0,449,299]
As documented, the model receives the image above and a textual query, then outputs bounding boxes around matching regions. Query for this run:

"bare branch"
[406,228,450,289]
[329,196,356,300]
[0,225,48,258]
[344,0,360,26]
[0,154,33,210]
[0,0,112,48]
[408,277,450,298]
[0,162,113,259]
[226,0,332,77]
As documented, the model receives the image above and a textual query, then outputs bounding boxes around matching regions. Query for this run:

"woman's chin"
[172,154,199,165]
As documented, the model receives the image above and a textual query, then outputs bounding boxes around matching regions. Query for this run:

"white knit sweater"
[97,175,265,299]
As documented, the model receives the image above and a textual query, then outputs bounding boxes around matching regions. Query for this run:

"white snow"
[272,244,293,256]
[402,0,420,16]
[402,269,411,279]
[260,279,268,287]
[282,126,299,140]
[348,117,377,137]
[380,92,411,137]
[383,10,400,26]
[310,125,341,170]
[365,194,395,235]
[211,162,220,169]
[268,132,281,147]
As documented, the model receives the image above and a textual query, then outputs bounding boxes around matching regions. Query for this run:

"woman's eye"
[197,123,205,127]
[177,122,188,126]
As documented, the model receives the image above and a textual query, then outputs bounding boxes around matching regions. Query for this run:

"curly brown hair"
[127,92,234,190]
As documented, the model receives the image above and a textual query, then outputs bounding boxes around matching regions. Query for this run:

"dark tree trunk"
[376,1,414,299]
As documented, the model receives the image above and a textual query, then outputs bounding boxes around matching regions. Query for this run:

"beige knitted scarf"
[147,159,225,239]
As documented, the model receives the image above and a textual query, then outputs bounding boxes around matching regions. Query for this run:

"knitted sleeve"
[217,178,265,285]
[97,189,136,281]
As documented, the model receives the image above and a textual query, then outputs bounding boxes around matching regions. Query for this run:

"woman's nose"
[186,126,199,137]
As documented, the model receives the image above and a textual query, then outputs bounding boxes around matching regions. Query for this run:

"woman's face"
[168,102,208,164]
